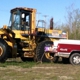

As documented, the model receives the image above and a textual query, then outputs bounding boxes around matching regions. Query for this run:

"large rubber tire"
[0,39,8,62]
[36,41,53,62]
[69,53,80,65]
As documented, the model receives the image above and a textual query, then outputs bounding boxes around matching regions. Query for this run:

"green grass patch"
[0,61,36,68]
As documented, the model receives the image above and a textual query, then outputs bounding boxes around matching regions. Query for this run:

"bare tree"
[64,5,80,39]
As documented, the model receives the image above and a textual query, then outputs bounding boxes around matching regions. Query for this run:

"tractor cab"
[9,7,36,33]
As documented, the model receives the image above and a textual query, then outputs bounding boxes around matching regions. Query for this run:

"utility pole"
[43,15,48,28]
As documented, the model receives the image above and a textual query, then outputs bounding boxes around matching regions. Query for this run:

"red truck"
[45,39,80,65]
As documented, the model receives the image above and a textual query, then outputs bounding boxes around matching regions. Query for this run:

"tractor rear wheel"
[36,41,53,62]
[0,39,8,62]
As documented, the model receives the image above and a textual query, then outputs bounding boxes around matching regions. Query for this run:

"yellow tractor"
[0,7,68,62]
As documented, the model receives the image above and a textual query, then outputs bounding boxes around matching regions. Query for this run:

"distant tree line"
[54,5,80,40]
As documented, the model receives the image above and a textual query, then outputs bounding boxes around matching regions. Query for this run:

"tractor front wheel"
[0,39,8,62]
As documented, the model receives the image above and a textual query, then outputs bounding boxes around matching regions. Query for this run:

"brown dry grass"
[0,58,80,80]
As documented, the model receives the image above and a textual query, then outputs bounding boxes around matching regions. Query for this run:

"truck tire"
[36,40,53,62]
[0,39,8,62]
[69,53,80,65]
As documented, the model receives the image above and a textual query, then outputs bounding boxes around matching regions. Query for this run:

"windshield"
[14,14,20,30]
[9,10,31,31]
[9,10,21,30]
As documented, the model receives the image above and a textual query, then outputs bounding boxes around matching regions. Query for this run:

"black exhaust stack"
[50,18,53,29]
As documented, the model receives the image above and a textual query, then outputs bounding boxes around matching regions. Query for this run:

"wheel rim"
[45,52,54,60]
[73,56,80,64]
[0,46,3,56]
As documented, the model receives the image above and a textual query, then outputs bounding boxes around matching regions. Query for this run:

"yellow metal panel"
[6,41,13,47]
[13,30,29,39]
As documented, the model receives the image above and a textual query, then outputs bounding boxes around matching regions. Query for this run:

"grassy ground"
[0,58,80,80]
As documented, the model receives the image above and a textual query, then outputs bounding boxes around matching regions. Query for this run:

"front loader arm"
[0,28,15,47]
